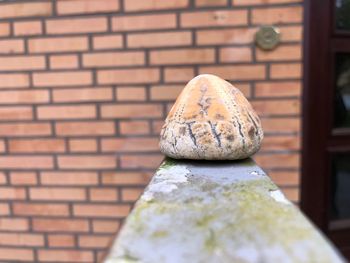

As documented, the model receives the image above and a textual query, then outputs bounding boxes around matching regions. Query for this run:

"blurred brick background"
[0,0,302,262]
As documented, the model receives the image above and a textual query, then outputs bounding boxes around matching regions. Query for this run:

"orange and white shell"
[159,74,263,160]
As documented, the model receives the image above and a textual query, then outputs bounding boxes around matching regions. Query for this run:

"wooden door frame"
[302,0,350,256]
[301,0,332,230]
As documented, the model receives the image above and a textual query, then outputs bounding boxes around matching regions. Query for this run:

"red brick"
[112,13,176,31]
[196,0,228,6]
[256,45,302,61]
[0,248,33,261]
[0,204,10,215]
[124,0,188,11]
[270,63,302,79]
[83,51,145,67]
[97,251,107,262]
[93,34,123,50]
[0,142,4,154]
[9,139,65,153]
[255,81,301,97]
[0,73,29,88]
[235,0,301,4]
[29,37,88,53]
[282,187,299,202]
[50,55,78,69]
[122,188,144,201]
[58,155,117,169]
[164,67,195,83]
[0,39,24,54]
[0,218,28,231]
[48,235,75,248]
[101,138,159,152]
[0,106,33,120]
[150,48,215,65]
[57,0,120,15]
[120,120,150,135]
[93,220,120,233]
[0,233,44,247]
[0,156,53,169]
[74,204,130,218]
[56,121,115,136]
[0,172,6,184]
[0,2,52,19]
[166,103,174,114]
[101,103,163,118]
[120,154,163,169]
[254,153,300,169]
[38,250,93,263]
[150,85,183,100]
[10,172,37,185]
[197,28,255,45]
[33,71,92,87]
[13,203,69,216]
[33,218,89,232]
[252,99,300,116]
[219,47,252,62]
[79,235,112,248]
[261,117,300,133]
[128,31,192,48]
[269,171,299,186]
[235,83,251,98]
[90,188,118,201]
[46,17,107,34]
[0,174,5,184]
[116,86,146,101]
[69,139,98,153]
[199,65,266,80]
[261,135,300,151]
[37,105,96,120]
[14,20,42,36]
[151,120,164,135]
[0,23,10,36]
[280,25,303,42]
[0,187,26,200]
[102,171,152,185]
[98,68,160,84]
[0,90,48,104]
[181,10,247,27]
[0,55,45,71]
[41,171,98,186]
[0,123,51,137]
[252,6,302,24]
[30,187,86,201]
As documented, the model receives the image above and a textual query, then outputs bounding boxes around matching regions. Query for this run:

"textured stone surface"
[160,74,263,160]
[105,158,344,263]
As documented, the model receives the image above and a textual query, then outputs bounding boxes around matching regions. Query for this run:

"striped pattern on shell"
[159,74,263,160]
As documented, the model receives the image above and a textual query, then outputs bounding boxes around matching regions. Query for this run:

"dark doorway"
[302,0,350,258]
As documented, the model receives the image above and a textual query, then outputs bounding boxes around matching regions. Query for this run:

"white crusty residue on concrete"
[142,165,189,202]
[269,189,291,205]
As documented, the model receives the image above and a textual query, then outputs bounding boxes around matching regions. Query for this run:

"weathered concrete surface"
[105,158,345,263]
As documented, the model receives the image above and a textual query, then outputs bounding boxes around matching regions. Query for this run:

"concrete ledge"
[105,158,345,263]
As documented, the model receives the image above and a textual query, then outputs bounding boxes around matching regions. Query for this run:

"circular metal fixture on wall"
[255,26,281,51]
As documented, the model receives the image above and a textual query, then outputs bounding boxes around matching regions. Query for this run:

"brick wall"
[0,0,302,262]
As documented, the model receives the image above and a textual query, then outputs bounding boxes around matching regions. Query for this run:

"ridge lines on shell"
[159,74,263,160]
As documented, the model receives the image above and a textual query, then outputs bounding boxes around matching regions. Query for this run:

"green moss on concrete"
[152,230,169,238]
[196,214,216,228]
[204,229,217,252]
[158,157,177,170]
